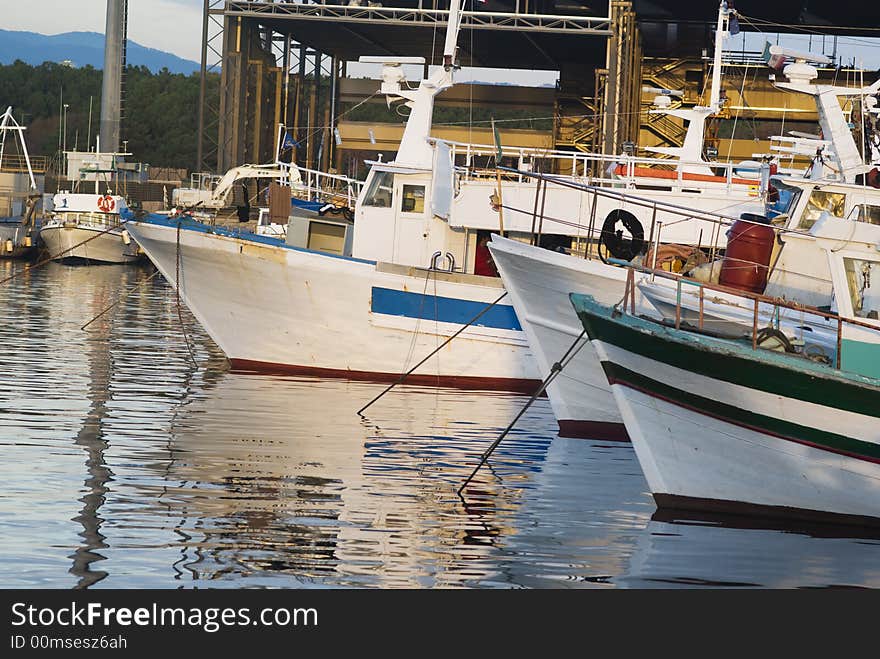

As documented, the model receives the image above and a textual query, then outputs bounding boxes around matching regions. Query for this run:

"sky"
[2,1,878,75]
[3,0,205,62]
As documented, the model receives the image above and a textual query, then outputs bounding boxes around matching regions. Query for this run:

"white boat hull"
[127,217,541,391]
[40,224,141,264]
[489,236,649,439]
[572,306,880,525]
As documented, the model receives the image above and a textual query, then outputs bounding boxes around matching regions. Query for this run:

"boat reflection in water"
[156,372,653,587]
[618,510,880,588]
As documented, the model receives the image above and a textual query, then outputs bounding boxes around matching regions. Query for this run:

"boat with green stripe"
[569,292,880,526]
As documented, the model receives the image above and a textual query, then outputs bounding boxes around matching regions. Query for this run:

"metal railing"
[0,153,47,174]
[283,163,363,208]
[434,138,765,193]
[619,262,880,371]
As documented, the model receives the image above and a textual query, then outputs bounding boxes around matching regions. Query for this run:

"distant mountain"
[0,30,200,75]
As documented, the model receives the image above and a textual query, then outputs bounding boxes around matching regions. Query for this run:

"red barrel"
[719,217,776,294]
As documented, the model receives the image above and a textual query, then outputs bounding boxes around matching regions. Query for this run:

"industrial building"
[196,1,880,178]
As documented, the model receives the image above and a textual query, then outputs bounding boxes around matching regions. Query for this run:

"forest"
[0,60,213,170]
[0,59,549,174]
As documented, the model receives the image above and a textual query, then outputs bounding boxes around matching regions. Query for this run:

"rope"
[357,290,508,416]
[401,267,433,372]
[175,221,198,369]
[81,268,162,330]
[457,329,589,496]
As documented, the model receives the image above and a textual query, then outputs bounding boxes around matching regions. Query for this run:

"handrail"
[498,166,827,240]
[430,137,769,194]
[619,262,880,371]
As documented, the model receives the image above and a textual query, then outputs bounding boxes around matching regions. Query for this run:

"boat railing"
[52,211,123,230]
[431,137,763,193]
[493,166,782,259]
[293,165,363,208]
[618,262,880,371]
[0,153,47,175]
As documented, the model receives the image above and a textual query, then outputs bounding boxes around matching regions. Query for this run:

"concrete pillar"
[100,0,126,153]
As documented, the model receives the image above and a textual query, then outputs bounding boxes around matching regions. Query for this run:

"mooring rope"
[81,268,162,330]
[357,290,509,416]
[175,221,199,369]
[457,329,588,495]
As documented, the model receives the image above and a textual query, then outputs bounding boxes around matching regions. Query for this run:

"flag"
[281,131,297,150]
[491,117,502,163]
[729,15,740,36]
[762,41,786,71]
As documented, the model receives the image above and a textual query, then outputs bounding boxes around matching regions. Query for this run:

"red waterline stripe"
[608,376,880,466]
[557,419,630,442]
[654,493,880,528]
[229,358,543,395]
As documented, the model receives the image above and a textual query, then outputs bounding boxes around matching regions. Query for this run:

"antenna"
[442,0,463,70]
[708,1,737,112]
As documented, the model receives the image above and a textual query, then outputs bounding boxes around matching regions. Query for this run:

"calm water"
[2,260,880,589]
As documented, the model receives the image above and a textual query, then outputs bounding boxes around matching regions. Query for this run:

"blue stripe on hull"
[371,286,521,331]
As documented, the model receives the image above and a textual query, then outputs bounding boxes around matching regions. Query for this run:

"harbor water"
[2,261,880,589]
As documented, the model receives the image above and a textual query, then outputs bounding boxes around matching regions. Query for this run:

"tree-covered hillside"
[0,60,215,170]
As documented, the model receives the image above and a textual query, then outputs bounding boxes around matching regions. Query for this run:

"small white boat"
[40,192,141,264]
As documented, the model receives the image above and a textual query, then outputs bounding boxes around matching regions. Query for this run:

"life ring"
[97,195,115,213]
[599,209,644,262]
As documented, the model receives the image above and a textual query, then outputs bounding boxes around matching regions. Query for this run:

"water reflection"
[69,303,113,589]
[160,375,560,587]
[618,510,880,589]
[3,261,880,589]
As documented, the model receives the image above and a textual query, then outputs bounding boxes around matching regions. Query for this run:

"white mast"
[643,1,733,174]
[359,0,463,169]
[0,106,37,190]
[708,0,732,112]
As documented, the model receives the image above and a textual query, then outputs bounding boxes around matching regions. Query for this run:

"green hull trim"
[569,293,880,419]
[603,362,880,463]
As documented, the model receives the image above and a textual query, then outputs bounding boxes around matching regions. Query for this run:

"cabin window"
[401,185,425,214]
[363,171,394,208]
[798,189,845,230]
[844,258,879,319]
[767,184,801,223]
[856,204,880,225]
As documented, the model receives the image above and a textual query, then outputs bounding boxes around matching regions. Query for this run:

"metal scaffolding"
[195,1,617,175]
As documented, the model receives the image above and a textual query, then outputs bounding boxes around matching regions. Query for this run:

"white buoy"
[4,239,12,253]
[121,229,131,245]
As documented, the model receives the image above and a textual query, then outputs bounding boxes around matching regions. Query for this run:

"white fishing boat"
[40,191,140,264]
[491,49,880,437]
[568,214,880,526]
[124,0,769,389]
[0,106,43,258]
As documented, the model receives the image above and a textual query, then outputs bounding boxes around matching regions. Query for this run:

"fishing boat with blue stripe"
[123,0,763,392]
[568,215,880,525]
[123,0,547,391]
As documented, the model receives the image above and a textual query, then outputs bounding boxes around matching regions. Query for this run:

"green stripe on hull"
[602,362,880,463]
[569,294,880,420]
